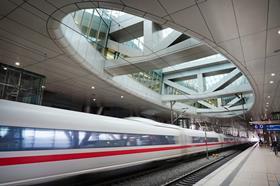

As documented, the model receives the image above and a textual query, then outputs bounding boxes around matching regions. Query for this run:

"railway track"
[162,151,240,186]
[97,149,242,186]
[38,145,250,186]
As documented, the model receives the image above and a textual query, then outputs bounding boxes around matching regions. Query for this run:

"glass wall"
[130,70,163,94]
[175,78,198,92]
[0,63,45,105]
[72,9,112,55]
[122,36,144,51]
[164,84,184,95]
[204,73,227,91]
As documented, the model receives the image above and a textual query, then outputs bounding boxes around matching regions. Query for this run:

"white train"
[0,100,248,186]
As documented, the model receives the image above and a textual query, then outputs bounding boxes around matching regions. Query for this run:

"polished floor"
[230,145,280,186]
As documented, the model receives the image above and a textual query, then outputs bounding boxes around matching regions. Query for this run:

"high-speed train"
[0,99,248,185]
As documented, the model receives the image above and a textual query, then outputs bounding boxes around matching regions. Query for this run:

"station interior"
[0,0,280,186]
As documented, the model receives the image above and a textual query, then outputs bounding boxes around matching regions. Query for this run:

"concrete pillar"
[143,20,160,54]
[217,98,222,107]
[97,106,103,115]
[83,100,91,113]
[197,73,204,93]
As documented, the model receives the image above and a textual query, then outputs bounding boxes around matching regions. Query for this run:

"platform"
[195,144,280,186]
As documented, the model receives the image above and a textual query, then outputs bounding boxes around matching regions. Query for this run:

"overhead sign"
[254,124,280,131]
[266,125,280,131]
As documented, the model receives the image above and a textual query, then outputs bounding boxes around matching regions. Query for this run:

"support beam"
[197,105,248,114]
[164,79,197,95]
[197,73,204,93]
[217,98,222,107]
[163,54,226,74]
[164,63,235,81]
[198,100,217,109]
[207,68,241,92]
[161,84,252,101]
[143,20,156,54]
[224,97,241,108]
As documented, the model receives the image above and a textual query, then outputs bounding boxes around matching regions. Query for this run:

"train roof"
[0,100,180,136]
[126,117,182,129]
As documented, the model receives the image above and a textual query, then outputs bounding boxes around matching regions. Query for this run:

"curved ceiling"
[0,0,279,121]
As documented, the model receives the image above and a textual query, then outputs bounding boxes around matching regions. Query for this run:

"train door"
[219,135,224,148]
[181,131,190,155]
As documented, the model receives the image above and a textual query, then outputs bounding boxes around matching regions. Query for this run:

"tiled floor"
[230,146,280,186]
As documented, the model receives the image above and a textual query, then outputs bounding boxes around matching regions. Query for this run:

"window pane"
[0,126,21,150]
[22,128,35,149]
[54,130,71,148]
[0,125,176,151]
[33,129,54,148]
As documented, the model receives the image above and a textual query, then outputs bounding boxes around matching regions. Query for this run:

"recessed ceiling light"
[41,85,46,89]
[3,67,7,70]
[15,62,20,66]
[266,102,269,105]
[269,80,274,84]
[91,86,95,89]
[121,96,124,99]
[267,96,270,98]
[278,29,280,35]
[93,98,96,101]
[271,73,276,76]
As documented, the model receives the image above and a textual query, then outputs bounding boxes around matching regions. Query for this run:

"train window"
[54,130,72,148]
[78,132,175,148]
[224,138,233,142]
[22,128,35,149]
[0,125,176,151]
[192,136,219,143]
[0,127,22,150]
[33,129,54,148]
[207,137,219,142]
[192,136,205,143]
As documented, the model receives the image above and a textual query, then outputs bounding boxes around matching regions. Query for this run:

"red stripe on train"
[0,142,237,166]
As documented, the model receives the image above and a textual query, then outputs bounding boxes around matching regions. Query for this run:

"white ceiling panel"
[268,0,280,29]
[218,38,244,64]
[0,52,37,67]
[0,30,60,58]
[234,0,268,36]
[159,0,195,14]
[0,19,62,53]
[170,5,213,41]
[241,31,266,61]
[27,0,57,15]
[20,3,49,21]
[7,8,48,37]
[246,58,265,76]
[59,4,80,15]
[265,54,280,76]
[121,0,167,17]
[25,65,68,82]
[76,2,98,10]
[266,27,280,57]
[8,0,24,6]
[198,0,238,43]
[122,6,146,17]
[0,0,17,16]
[0,42,46,62]
[45,0,82,9]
